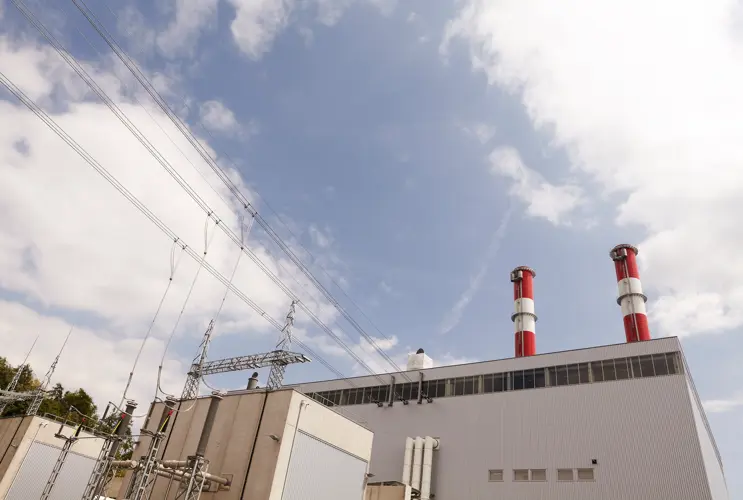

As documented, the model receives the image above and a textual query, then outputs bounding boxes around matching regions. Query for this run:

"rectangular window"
[534,368,546,388]
[602,359,617,381]
[530,469,547,481]
[488,469,503,482]
[514,469,529,482]
[454,377,465,396]
[577,363,590,384]
[638,355,655,377]
[557,469,574,481]
[577,468,595,481]
[464,376,477,395]
[666,353,679,374]
[615,358,630,380]
[567,364,580,385]
[523,369,536,389]
[652,353,669,376]
[630,356,642,378]
[493,373,506,392]
[555,366,569,386]
[483,374,494,393]
[591,361,604,382]
[512,370,524,390]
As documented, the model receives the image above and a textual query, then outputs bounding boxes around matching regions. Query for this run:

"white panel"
[687,381,729,500]
[5,441,96,500]
[306,374,719,500]
[281,431,367,500]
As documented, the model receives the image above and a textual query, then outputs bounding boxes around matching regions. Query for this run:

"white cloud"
[490,147,583,225]
[0,301,184,423]
[225,0,397,57]
[440,206,511,334]
[703,394,743,414]
[0,34,366,414]
[199,99,257,138]
[157,0,219,57]
[444,0,743,337]
[227,0,293,60]
[308,224,334,249]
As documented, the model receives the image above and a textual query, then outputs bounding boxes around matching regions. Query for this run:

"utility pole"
[126,397,177,500]
[28,328,73,416]
[81,400,137,500]
[181,320,215,401]
[0,335,38,416]
[267,300,298,390]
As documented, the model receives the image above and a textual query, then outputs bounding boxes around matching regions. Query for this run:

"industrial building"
[116,387,373,500]
[289,244,729,500]
[0,414,105,499]
[117,244,728,500]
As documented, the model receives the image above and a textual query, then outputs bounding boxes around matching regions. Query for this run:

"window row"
[488,468,595,482]
[306,352,681,407]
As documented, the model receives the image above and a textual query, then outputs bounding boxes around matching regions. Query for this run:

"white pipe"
[411,436,423,491]
[420,436,439,500]
[402,437,414,485]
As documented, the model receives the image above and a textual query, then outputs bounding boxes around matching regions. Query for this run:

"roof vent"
[407,350,433,371]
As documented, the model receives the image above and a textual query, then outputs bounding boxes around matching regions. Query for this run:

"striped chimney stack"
[511,266,537,357]
[610,244,651,342]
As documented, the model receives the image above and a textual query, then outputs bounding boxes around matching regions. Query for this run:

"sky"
[1,0,742,496]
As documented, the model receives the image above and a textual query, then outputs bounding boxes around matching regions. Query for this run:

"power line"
[0,66,387,390]
[71,0,411,382]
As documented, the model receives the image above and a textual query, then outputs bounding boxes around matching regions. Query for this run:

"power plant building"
[109,244,729,499]
[293,337,727,500]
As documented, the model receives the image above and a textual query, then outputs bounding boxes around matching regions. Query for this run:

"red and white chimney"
[511,266,536,357]
[610,244,650,342]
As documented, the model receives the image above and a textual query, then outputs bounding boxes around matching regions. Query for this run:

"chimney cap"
[416,348,425,354]
[610,244,639,258]
[511,266,536,277]
[250,372,259,378]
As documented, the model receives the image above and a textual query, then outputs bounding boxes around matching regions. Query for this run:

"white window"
[530,469,547,481]
[488,469,503,482]
[577,468,595,481]
[514,469,529,482]
[557,469,574,481]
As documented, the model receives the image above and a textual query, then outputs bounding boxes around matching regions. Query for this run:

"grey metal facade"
[5,441,96,500]
[281,431,368,500]
[293,338,729,500]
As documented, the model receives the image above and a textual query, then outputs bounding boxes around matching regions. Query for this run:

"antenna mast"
[28,328,73,416]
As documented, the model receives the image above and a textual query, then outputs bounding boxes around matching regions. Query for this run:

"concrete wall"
[303,373,716,500]
[365,483,411,500]
[121,389,372,500]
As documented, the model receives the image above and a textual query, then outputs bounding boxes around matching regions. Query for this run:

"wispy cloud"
[703,394,743,414]
[439,206,512,335]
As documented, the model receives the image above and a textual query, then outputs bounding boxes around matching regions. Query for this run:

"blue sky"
[1,0,742,497]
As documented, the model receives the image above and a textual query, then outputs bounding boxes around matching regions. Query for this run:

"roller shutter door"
[6,441,96,500]
[282,431,368,500]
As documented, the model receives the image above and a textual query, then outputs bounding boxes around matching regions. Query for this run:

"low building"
[0,414,105,499]
[119,387,373,500]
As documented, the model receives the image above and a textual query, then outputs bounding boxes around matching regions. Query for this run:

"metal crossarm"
[199,350,309,376]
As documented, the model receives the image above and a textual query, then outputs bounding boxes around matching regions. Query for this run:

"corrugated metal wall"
[5,441,96,500]
[310,373,716,500]
[281,431,368,500]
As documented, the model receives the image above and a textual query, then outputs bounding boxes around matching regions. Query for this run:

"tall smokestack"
[511,266,537,357]
[610,244,650,342]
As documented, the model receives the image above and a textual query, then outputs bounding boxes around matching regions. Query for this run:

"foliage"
[0,356,133,458]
